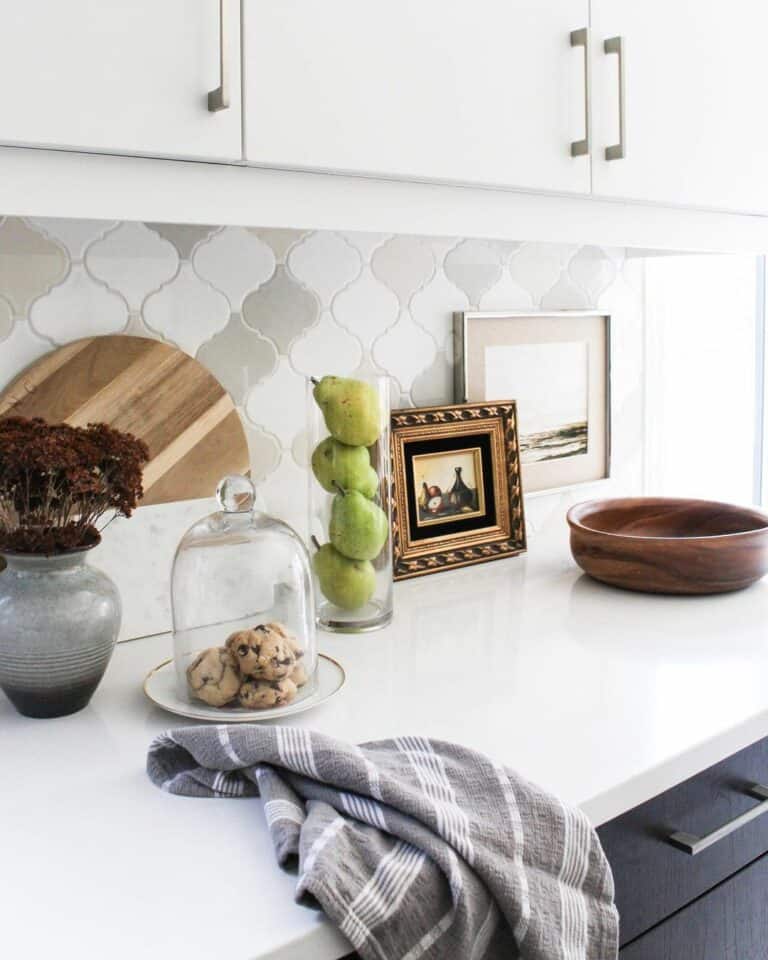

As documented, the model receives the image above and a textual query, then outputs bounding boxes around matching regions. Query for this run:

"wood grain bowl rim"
[567,497,768,543]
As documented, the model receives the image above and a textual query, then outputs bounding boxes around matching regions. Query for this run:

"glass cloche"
[171,475,317,713]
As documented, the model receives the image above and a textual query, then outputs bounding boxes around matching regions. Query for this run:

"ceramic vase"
[0,550,121,718]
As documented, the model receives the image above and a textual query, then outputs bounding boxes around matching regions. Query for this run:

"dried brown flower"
[0,417,149,554]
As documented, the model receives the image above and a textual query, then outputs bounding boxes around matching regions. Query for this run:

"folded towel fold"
[147,725,617,960]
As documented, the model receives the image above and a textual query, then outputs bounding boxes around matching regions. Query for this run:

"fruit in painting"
[313,376,381,447]
[329,489,388,561]
[312,543,376,610]
[311,437,378,499]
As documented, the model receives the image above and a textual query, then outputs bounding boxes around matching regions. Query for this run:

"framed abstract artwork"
[455,311,611,494]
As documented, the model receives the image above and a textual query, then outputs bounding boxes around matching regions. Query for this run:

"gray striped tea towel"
[147,725,618,960]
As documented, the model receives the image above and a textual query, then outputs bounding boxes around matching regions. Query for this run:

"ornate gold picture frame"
[391,402,526,580]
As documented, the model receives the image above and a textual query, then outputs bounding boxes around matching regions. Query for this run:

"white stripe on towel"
[341,792,388,831]
[557,801,592,960]
[340,840,426,947]
[216,725,242,765]
[264,798,305,828]
[395,735,474,865]
[400,909,455,960]
[277,726,320,779]
[492,761,531,945]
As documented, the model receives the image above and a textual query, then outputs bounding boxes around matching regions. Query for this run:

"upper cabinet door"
[243,0,590,195]
[591,0,768,214]
[0,1,242,161]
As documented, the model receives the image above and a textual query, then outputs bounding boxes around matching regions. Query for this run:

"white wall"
[644,254,759,505]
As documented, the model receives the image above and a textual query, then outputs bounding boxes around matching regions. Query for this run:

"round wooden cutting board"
[0,335,250,507]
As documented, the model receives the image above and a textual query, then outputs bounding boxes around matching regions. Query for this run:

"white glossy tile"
[289,312,362,378]
[332,266,399,351]
[569,246,617,303]
[341,231,392,262]
[145,223,219,260]
[478,271,534,312]
[29,217,117,261]
[196,316,278,405]
[242,265,319,355]
[540,272,591,310]
[87,221,179,311]
[509,243,565,304]
[373,310,437,393]
[245,356,307,448]
[427,236,463,263]
[250,227,306,263]
[142,262,230,356]
[0,217,67,315]
[410,269,469,353]
[443,238,503,306]
[193,226,275,310]
[0,320,50,392]
[30,264,128,343]
[371,235,435,306]
[291,429,310,469]
[410,350,454,407]
[257,451,308,538]
[242,421,282,482]
[287,231,361,306]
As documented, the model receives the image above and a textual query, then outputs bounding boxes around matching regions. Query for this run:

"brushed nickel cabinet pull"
[604,35,625,160]
[669,784,768,855]
[208,0,230,112]
[570,27,590,158]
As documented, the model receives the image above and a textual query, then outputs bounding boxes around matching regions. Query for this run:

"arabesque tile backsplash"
[0,216,645,640]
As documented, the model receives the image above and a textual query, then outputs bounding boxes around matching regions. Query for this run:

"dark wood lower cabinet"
[619,851,768,959]
[597,736,768,946]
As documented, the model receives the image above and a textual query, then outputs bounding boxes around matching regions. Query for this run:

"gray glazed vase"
[0,550,121,718]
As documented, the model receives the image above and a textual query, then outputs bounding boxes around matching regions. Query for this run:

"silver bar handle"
[604,35,625,160]
[570,28,590,158]
[208,0,230,112]
[668,783,768,856]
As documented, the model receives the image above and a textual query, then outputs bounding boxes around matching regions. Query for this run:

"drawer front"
[619,850,768,960]
[598,736,768,945]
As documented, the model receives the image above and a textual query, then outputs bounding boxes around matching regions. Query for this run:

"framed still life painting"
[455,311,611,494]
[390,401,526,580]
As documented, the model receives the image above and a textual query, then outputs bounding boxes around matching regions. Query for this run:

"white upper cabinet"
[243,0,590,195]
[0,0,242,162]
[590,0,768,214]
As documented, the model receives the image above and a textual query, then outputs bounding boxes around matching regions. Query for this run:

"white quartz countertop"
[5,526,768,960]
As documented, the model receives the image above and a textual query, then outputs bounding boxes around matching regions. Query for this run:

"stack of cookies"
[186,622,307,710]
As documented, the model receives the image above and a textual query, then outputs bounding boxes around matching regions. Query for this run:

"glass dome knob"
[216,475,256,513]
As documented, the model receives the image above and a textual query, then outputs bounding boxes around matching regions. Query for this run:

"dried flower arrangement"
[0,417,149,555]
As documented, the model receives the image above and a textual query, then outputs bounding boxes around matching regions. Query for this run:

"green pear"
[330,489,389,561]
[311,437,378,499]
[313,376,381,447]
[313,543,376,610]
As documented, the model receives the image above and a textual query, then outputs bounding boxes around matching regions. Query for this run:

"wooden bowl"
[567,497,768,594]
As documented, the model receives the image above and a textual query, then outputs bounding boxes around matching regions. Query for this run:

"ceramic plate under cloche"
[143,654,345,722]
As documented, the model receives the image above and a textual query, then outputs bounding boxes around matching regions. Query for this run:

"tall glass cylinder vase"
[307,374,393,632]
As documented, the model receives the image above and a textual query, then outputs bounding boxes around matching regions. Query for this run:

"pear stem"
[310,535,321,551]
[309,376,319,385]
[333,482,347,497]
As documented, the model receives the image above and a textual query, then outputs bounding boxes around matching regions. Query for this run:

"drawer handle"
[208,0,230,112]
[604,35,626,161]
[570,27,591,158]
[668,783,768,855]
